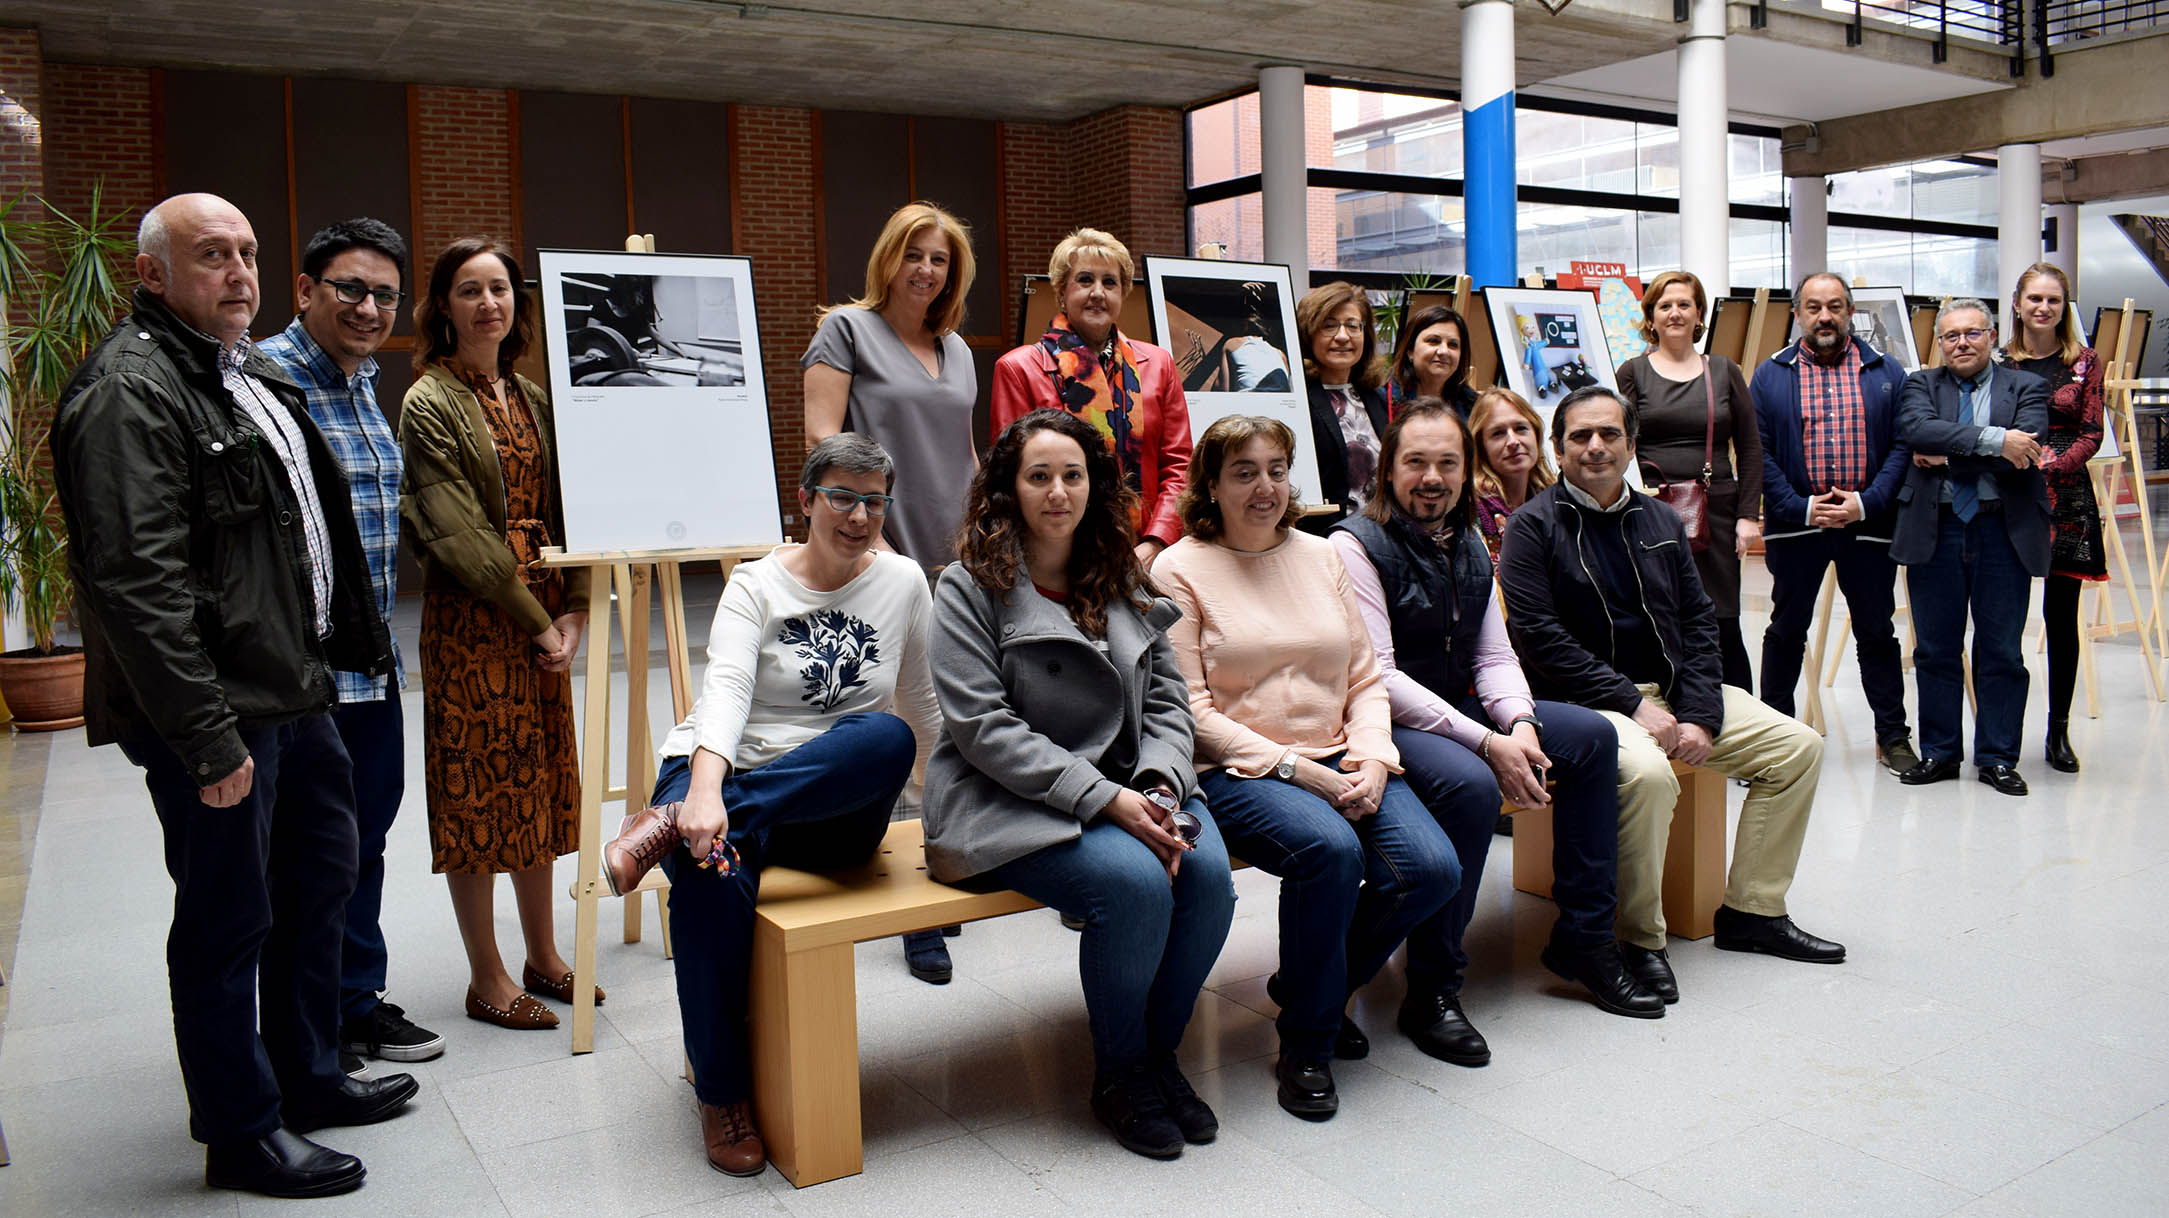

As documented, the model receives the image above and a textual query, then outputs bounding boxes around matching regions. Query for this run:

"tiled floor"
[2,574,2167,1215]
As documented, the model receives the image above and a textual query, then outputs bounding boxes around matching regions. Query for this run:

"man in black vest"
[1499,387,1844,995]
[1332,398,1662,1065]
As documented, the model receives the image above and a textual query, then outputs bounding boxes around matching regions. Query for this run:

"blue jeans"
[986,803,1235,1073]
[1201,760,1457,1059]
[1908,509,2033,767]
[121,714,360,1144]
[330,684,405,1020]
[1393,697,1620,988]
[650,713,915,1107]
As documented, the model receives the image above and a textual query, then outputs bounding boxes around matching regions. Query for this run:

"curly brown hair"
[954,409,1151,638]
[413,236,536,373]
[1177,415,1305,542]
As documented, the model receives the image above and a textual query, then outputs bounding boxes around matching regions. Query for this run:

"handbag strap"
[1696,355,1715,485]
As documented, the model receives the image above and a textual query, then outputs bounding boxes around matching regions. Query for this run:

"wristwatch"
[1274,750,1298,781]
[1508,713,1544,736]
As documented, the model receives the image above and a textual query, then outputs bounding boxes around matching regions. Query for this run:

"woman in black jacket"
[1296,281,1390,533]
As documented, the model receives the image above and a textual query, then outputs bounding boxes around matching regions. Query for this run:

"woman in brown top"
[401,237,595,1030]
[1615,270,1762,690]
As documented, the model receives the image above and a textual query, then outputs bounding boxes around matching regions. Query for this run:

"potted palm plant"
[1,186,130,730]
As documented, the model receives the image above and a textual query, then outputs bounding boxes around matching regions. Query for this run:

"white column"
[1997,142,2043,340]
[1259,65,1309,291]
[1788,175,1827,289]
[1678,0,1730,295]
[2044,201,2079,286]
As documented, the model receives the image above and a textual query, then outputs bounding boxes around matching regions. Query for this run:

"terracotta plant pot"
[0,647,87,731]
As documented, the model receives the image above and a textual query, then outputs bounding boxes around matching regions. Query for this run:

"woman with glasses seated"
[1155,415,1457,1123]
[922,409,1233,1161]
[607,433,940,1179]
[1296,281,1390,533]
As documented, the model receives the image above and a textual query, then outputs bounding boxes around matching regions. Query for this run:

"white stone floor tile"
[1628,1120,1973,1217]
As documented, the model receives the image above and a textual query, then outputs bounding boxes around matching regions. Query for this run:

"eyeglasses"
[812,485,895,517]
[1937,328,1992,346]
[1316,319,1367,335]
[312,275,407,310]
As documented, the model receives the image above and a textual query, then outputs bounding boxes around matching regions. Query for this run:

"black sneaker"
[1150,1053,1217,1143]
[1091,1063,1184,1158]
[339,1050,368,1079]
[342,1001,447,1063]
[902,929,953,984]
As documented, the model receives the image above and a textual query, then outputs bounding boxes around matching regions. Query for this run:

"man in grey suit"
[1890,299,2051,795]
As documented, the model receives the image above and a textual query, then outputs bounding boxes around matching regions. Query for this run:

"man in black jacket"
[1499,387,1843,996]
[50,193,416,1199]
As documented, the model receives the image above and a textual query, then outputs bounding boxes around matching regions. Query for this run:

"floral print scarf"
[1038,311,1143,495]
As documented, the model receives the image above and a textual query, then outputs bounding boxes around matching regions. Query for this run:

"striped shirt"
[260,320,404,700]
[219,341,334,638]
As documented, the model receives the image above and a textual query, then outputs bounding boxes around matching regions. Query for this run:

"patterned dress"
[420,370,581,873]
[2016,351,2108,580]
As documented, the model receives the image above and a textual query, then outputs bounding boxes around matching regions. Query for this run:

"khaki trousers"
[1599,684,1824,948]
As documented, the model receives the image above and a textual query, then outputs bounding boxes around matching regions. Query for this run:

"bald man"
[51,193,413,1198]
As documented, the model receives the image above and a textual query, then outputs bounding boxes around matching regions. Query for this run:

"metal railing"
[2033,0,2167,74]
[1737,0,2164,76]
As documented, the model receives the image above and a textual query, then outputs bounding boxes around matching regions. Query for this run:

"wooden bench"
[748,819,1042,1188]
[1509,758,1726,940]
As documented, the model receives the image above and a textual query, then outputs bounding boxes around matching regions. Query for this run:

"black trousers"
[122,713,360,1145]
[1759,528,1911,747]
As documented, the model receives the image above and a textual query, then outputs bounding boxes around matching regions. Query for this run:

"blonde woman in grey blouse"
[803,202,979,570]
[802,200,980,982]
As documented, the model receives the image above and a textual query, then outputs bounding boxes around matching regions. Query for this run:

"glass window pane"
[1519,109,1640,194]
[1909,160,1998,226]
[1188,95,1259,188]
[1327,188,1466,275]
[1191,194,1266,263]
[1519,203,1636,281]
[1730,134,1785,208]
[1327,86,1464,179]
[1910,234,1998,298]
[1830,164,1911,217]
[1638,122,1680,198]
[1730,217,1787,290]
[1636,212,1681,280]
[1827,226,1916,289]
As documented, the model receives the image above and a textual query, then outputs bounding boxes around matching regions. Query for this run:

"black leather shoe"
[1265,972,1367,1059]
[1273,1054,1337,1121]
[282,1071,420,1133]
[1898,758,1961,785]
[1090,1063,1185,1158]
[1978,764,2029,796]
[1711,905,1845,963]
[1540,936,1665,1019]
[206,1127,366,1198]
[2045,721,2079,773]
[1618,942,1679,1004]
[1396,989,1490,1066]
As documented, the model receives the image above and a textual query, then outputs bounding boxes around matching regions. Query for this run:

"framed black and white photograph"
[1483,286,1619,436]
[537,249,780,553]
[1142,256,1322,504]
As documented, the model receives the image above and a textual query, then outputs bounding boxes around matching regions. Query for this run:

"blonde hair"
[1468,387,1556,504]
[1638,270,1708,346]
[825,201,976,336]
[1048,228,1136,291]
[2004,262,2085,366]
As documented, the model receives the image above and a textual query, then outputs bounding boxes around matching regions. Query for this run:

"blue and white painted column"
[1461,0,1517,287]
[1259,65,1310,290]
[1678,0,1730,295]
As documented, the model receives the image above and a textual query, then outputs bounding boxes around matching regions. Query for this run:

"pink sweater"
[1156,530,1400,778]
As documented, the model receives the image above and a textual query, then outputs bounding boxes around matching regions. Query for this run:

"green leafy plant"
[1374,270,1455,355]
[1,185,132,655]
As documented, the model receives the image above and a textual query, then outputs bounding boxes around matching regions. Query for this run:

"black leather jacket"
[51,289,394,781]
[1496,482,1725,732]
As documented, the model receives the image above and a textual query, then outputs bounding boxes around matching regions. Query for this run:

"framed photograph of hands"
[1142,256,1323,506]
[1483,286,1619,438]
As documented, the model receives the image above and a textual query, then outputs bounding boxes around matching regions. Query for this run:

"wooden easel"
[2095,299,2167,699]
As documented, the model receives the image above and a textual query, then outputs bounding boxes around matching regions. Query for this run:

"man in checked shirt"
[1749,272,1918,775]
[260,219,446,1074]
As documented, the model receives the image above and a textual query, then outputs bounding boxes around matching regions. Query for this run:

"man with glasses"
[260,219,443,1067]
[1891,299,2051,795]
[1750,273,1917,775]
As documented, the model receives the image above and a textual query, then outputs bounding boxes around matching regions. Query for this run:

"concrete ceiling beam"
[2043,146,2169,205]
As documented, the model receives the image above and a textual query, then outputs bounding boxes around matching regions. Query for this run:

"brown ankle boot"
[604,801,682,896]
[697,1099,766,1177]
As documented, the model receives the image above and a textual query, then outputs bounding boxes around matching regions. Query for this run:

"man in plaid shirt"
[261,219,444,1069]
[1749,273,1917,774]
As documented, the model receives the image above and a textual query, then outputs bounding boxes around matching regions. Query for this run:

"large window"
[1186,80,1996,298]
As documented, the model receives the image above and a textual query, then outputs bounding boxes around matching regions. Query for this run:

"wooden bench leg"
[1510,803,1555,900]
[749,927,862,1188]
[1660,766,1728,940]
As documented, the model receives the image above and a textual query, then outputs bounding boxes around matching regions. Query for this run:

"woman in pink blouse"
[1155,415,1456,1124]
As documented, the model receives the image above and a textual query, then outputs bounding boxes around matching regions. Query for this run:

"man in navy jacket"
[1751,273,1916,774]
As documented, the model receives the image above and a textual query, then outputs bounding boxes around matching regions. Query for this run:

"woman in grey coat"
[923,409,1235,1162]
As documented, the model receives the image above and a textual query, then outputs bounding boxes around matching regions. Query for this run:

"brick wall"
[414,85,516,256]
[42,63,155,240]
[731,105,820,523]
[996,120,1069,295]
[0,27,42,212]
[1066,106,1186,259]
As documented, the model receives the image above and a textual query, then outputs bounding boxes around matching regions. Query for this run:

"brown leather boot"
[604,801,682,896]
[697,1099,766,1177]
